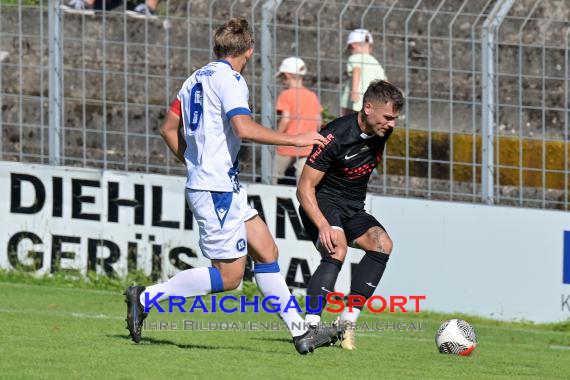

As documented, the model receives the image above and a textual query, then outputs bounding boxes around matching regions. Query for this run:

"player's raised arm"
[230,114,325,147]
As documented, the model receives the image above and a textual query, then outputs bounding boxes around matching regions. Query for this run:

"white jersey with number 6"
[177,60,251,192]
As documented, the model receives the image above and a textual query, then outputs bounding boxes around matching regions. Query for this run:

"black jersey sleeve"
[306,131,338,173]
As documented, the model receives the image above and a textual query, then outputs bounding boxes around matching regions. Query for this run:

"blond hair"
[213,18,254,59]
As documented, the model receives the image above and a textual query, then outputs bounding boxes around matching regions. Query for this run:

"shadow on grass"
[110,333,219,350]
[251,337,292,344]
[110,334,280,353]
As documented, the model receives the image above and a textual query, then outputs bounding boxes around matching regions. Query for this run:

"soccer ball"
[435,319,477,356]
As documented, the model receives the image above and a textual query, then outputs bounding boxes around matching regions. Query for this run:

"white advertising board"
[1,161,569,322]
[0,162,359,294]
[368,196,570,322]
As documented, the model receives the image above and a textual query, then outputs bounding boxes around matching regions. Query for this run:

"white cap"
[346,28,373,45]
[275,56,307,76]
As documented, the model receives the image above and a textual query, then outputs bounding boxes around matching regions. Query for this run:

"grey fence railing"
[1,0,569,210]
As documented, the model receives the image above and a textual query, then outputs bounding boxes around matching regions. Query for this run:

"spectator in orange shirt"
[274,57,322,184]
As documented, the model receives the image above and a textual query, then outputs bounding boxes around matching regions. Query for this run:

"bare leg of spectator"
[294,157,308,181]
[146,0,159,11]
[273,155,293,185]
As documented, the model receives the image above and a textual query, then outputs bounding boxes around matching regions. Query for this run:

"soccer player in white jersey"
[124,18,340,354]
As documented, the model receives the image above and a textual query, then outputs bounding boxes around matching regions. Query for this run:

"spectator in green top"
[340,29,387,115]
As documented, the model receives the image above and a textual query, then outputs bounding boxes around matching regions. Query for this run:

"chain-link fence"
[1,0,569,209]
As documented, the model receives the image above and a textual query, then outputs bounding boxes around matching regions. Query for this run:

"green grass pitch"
[0,281,569,379]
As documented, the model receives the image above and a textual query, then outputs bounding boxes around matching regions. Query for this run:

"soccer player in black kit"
[297,80,405,350]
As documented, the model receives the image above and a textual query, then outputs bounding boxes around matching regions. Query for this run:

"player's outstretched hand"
[293,132,326,148]
[318,225,338,254]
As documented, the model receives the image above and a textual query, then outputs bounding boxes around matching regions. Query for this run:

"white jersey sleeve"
[220,71,251,120]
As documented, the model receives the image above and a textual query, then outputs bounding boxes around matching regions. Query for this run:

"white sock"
[305,314,321,327]
[140,267,219,308]
[341,307,361,323]
[254,265,306,337]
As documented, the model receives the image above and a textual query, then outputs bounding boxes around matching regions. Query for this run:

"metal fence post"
[564,27,570,210]
[48,0,63,166]
[480,0,513,204]
[260,0,281,184]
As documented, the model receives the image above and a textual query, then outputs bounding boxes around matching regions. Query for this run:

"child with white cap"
[340,29,387,115]
[274,57,322,184]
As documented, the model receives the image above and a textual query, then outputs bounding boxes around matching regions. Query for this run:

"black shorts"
[299,196,385,246]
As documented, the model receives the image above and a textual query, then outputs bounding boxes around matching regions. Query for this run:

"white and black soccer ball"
[435,319,477,356]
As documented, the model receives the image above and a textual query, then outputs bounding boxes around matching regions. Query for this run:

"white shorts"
[185,187,258,260]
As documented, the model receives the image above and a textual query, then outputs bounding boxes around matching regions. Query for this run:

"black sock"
[348,251,389,309]
[306,257,343,315]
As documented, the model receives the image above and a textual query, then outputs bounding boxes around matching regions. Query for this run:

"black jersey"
[306,113,391,206]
